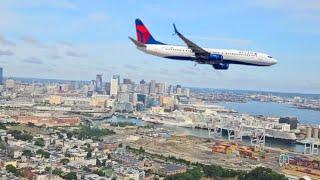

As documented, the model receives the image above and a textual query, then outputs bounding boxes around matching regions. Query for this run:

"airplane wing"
[173,24,210,58]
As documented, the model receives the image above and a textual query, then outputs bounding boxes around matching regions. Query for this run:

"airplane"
[129,19,277,70]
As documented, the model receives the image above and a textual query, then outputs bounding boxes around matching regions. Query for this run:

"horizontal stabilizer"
[129,36,146,47]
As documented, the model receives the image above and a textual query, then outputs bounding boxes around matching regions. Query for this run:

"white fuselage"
[138,44,277,66]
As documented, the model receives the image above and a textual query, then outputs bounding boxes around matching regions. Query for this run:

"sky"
[0,0,319,94]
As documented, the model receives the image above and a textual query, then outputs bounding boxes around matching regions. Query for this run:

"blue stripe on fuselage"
[164,56,195,61]
[164,56,269,66]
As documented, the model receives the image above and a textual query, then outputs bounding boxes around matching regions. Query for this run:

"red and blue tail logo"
[135,19,164,45]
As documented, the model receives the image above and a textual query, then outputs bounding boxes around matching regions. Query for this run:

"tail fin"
[135,19,164,45]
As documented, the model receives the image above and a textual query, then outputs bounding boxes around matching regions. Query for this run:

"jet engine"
[208,54,223,62]
[212,63,229,70]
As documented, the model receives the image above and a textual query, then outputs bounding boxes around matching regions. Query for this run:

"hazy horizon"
[0,0,319,94]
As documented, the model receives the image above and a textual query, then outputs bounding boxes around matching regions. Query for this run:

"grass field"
[7,124,50,136]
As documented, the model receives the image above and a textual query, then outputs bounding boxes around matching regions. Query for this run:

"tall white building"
[110,78,118,97]
[149,80,156,94]
[156,82,166,95]
[183,88,190,97]
[5,79,15,89]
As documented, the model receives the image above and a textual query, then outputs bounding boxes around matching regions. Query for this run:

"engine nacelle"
[208,54,223,62]
[212,63,229,70]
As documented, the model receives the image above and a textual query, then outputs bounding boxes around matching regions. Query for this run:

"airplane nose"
[272,58,278,65]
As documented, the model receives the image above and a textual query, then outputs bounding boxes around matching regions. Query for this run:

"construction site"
[108,118,320,179]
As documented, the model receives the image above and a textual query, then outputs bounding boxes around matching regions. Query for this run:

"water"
[218,101,320,125]
[106,115,146,126]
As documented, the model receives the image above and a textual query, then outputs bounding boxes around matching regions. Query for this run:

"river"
[218,101,320,125]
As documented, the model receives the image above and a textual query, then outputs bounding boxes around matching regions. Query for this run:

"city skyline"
[0,1,319,94]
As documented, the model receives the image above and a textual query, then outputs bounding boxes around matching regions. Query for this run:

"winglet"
[173,23,179,35]
[128,36,146,47]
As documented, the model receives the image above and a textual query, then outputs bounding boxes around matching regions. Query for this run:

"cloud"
[20,35,49,48]
[58,41,73,47]
[179,67,198,75]
[20,36,39,45]
[0,4,20,29]
[123,64,138,70]
[4,0,77,10]
[47,54,61,60]
[189,36,253,46]
[249,0,320,11]
[96,67,110,72]
[65,50,87,58]
[41,0,77,9]
[247,0,320,22]
[0,35,15,46]
[87,12,107,22]
[71,12,108,29]
[21,57,43,64]
[0,49,14,56]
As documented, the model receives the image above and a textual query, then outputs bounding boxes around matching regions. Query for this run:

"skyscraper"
[95,74,103,92]
[140,79,146,84]
[0,67,3,85]
[90,80,96,91]
[183,88,190,97]
[123,78,132,84]
[176,85,182,95]
[112,75,120,85]
[110,77,119,97]
[105,82,110,95]
[156,82,166,94]
[149,80,156,94]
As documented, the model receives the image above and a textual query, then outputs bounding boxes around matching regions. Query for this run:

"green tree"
[60,158,70,165]
[34,138,45,147]
[52,168,64,177]
[9,130,33,141]
[164,167,203,180]
[73,125,115,140]
[22,149,33,157]
[27,122,35,127]
[36,149,50,158]
[0,123,7,130]
[139,147,145,154]
[65,151,71,157]
[6,164,17,174]
[45,166,52,173]
[83,166,91,172]
[57,132,64,139]
[65,172,77,180]
[96,158,102,167]
[239,167,287,180]
[86,150,92,158]
[102,159,107,166]
[94,169,105,176]
[67,132,73,139]
[15,168,24,177]
[0,143,5,150]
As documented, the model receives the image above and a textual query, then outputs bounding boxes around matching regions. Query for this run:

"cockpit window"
[267,55,272,58]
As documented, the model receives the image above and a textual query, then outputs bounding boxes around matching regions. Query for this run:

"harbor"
[100,115,309,154]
